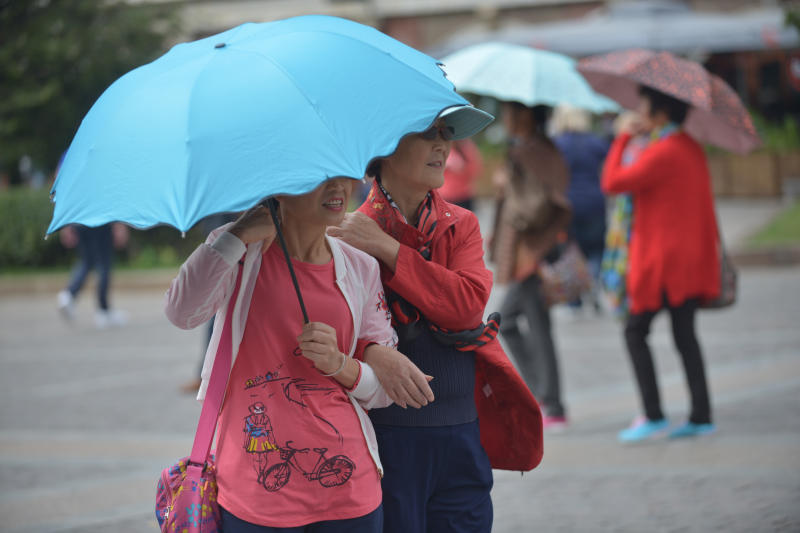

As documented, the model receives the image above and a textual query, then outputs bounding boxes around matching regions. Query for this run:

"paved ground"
[1,198,798,532]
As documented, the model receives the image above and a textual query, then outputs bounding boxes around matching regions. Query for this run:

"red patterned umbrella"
[578,49,760,153]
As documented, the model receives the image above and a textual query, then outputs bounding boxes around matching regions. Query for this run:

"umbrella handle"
[264,198,310,324]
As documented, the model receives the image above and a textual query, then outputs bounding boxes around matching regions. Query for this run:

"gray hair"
[551,104,591,135]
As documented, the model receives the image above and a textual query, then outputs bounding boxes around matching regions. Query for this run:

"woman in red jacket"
[328,105,542,532]
[602,86,720,442]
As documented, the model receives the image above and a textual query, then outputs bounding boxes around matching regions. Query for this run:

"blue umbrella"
[439,42,619,113]
[47,15,492,234]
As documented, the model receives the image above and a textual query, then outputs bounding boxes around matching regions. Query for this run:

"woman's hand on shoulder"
[327,212,400,269]
[228,204,276,253]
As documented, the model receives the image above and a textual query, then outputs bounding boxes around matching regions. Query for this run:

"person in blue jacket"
[552,105,610,312]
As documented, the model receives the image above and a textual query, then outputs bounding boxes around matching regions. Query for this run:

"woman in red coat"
[328,107,542,532]
[602,86,720,442]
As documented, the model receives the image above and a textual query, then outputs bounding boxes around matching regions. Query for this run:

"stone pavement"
[0,198,798,532]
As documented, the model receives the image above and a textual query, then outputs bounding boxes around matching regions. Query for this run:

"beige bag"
[539,242,593,307]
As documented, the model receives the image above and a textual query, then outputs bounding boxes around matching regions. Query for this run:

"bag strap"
[188,263,243,466]
[713,209,726,247]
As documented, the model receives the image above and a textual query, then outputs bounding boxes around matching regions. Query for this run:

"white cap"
[438,105,494,140]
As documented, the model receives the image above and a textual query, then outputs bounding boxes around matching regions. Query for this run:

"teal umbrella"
[439,42,619,112]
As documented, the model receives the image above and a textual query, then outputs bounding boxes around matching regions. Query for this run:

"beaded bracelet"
[322,352,347,377]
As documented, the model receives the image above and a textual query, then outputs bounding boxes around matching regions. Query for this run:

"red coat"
[359,183,543,471]
[602,132,720,314]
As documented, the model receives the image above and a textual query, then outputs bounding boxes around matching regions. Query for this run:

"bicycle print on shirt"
[240,357,356,493]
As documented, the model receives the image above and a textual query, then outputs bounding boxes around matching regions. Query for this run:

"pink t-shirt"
[215,242,381,527]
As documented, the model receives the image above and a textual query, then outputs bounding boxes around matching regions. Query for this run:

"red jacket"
[602,132,720,313]
[359,183,543,471]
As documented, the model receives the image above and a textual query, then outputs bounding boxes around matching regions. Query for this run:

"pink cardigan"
[164,225,397,472]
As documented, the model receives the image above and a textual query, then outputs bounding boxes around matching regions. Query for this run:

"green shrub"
[0,186,209,270]
[0,187,66,268]
[751,113,800,153]
[124,224,206,268]
[748,201,800,247]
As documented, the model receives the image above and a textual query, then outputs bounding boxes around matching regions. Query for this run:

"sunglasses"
[419,124,455,141]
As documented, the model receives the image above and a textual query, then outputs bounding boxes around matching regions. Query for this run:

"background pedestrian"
[602,86,720,442]
[439,137,484,211]
[491,102,572,431]
[57,222,129,328]
[552,104,610,314]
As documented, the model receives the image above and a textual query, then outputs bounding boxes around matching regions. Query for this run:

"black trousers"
[624,297,712,424]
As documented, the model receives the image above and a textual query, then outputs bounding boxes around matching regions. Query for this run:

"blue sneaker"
[618,417,669,443]
[668,422,715,439]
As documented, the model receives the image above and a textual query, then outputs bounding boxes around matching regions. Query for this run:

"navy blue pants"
[67,224,113,310]
[375,420,493,533]
[220,504,382,533]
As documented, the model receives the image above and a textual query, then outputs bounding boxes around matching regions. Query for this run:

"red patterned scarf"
[365,179,500,351]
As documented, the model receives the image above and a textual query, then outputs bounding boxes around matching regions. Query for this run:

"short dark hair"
[505,102,551,137]
[639,85,689,125]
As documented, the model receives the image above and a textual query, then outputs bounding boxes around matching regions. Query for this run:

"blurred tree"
[0,0,179,184]
[787,10,799,32]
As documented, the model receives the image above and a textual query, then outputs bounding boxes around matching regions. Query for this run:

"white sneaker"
[95,309,128,329]
[57,290,75,321]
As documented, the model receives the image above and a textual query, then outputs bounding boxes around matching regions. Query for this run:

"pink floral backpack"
[155,268,242,532]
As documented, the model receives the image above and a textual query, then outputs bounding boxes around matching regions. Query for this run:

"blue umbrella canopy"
[439,42,619,113]
[48,15,492,234]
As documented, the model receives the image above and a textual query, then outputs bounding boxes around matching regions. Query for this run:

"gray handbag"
[702,220,737,309]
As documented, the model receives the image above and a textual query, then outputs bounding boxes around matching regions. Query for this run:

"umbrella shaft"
[266,198,310,324]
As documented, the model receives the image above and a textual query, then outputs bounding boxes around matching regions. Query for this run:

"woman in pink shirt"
[165,178,420,532]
